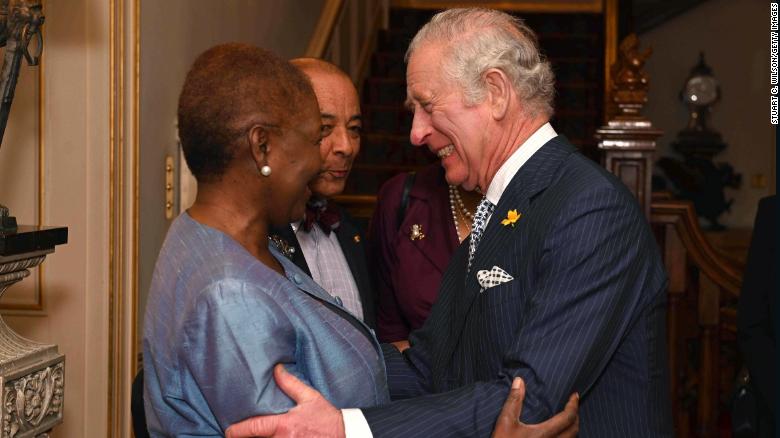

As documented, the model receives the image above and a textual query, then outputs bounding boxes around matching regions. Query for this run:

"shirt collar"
[485,122,556,205]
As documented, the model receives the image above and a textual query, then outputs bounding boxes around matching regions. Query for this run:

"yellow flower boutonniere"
[501,209,522,227]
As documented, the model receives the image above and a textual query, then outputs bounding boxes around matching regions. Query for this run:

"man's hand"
[492,378,579,438]
[391,340,410,352]
[226,364,345,438]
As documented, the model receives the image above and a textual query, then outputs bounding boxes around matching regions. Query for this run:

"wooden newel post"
[596,34,662,220]
[697,275,720,438]
[663,224,686,435]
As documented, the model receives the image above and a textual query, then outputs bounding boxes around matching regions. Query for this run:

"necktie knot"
[302,198,341,235]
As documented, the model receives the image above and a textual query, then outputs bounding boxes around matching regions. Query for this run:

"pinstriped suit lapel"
[435,137,576,373]
[472,138,574,277]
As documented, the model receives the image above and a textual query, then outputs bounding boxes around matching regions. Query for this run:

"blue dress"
[143,213,389,437]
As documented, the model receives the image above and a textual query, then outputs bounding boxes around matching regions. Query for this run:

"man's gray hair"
[406,8,555,117]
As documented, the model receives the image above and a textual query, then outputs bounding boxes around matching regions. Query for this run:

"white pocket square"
[476,266,514,293]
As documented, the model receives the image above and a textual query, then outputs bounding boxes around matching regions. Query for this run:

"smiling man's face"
[405,43,492,191]
[306,70,362,198]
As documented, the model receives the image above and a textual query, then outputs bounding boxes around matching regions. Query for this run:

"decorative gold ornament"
[269,234,295,259]
[409,224,425,241]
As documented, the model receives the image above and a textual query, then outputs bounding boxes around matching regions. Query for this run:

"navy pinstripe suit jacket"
[362,137,672,437]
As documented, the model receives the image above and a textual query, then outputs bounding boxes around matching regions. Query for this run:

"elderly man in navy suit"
[229,8,671,437]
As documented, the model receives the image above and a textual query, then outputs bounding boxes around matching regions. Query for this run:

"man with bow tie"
[230,8,670,438]
[269,58,376,328]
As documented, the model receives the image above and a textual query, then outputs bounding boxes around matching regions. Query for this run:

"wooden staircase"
[343,7,609,206]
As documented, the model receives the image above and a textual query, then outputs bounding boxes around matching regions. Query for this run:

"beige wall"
[1,1,112,437]
[643,0,776,228]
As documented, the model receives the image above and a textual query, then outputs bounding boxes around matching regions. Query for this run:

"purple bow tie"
[302,198,341,235]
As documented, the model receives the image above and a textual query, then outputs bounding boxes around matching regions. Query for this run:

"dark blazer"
[737,195,776,437]
[270,203,377,329]
[370,164,459,341]
[362,137,672,437]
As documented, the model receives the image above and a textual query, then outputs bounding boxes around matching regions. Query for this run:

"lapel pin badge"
[353,234,361,243]
[409,223,425,241]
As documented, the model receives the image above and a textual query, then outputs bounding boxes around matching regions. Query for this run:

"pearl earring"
[260,165,272,177]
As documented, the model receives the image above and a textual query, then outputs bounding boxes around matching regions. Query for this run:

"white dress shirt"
[293,222,364,322]
[341,122,557,436]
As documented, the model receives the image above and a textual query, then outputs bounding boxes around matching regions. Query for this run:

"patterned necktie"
[302,198,341,235]
[468,196,495,271]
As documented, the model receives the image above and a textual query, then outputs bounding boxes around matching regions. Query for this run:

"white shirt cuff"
[342,408,373,438]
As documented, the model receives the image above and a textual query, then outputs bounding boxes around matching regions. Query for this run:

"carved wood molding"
[651,199,742,296]
[389,0,603,13]
[1,361,64,437]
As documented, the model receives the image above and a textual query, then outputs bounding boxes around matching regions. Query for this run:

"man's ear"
[484,68,511,121]
[247,124,270,168]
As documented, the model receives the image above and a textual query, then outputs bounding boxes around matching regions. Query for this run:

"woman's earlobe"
[253,142,272,177]
[247,125,270,160]
[247,125,272,176]
[248,125,268,151]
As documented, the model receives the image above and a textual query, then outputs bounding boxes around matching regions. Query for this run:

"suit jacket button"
[292,274,302,284]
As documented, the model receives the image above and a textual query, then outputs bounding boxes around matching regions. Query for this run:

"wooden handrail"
[652,197,743,438]
[355,4,385,91]
[652,199,742,296]
[305,0,345,58]
[304,0,385,85]
[333,194,376,206]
